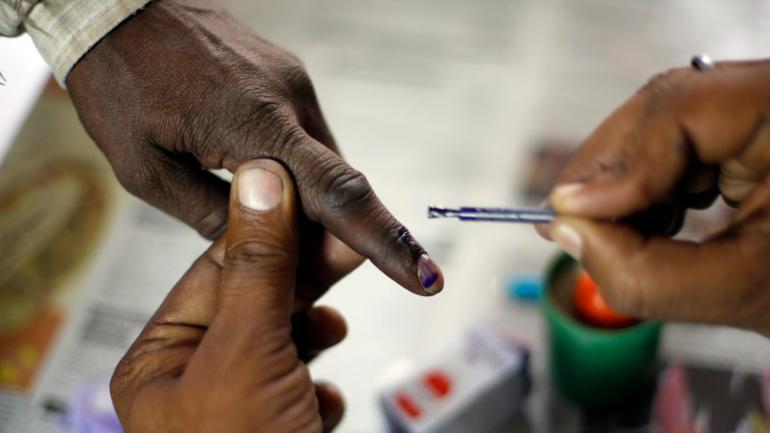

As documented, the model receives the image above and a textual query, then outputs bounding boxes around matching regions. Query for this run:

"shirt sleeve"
[0,1,29,36]
[0,0,152,85]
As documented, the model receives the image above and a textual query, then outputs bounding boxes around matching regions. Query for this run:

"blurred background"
[3,0,770,432]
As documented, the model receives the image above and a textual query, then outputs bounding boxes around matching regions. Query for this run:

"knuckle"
[231,93,295,156]
[276,367,321,429]
[110,365,128,400]
[639,67,691,113]
[178,110,219,164]
[241,97,287,128]
[110,141,174,200]
[640,67,689,97]
[320,164,375,216]
[110,355,143,405]
[282,62,314,96]
[387,223,421,256]
[231,86,291,126]
[283,51,306,69]
[226,237,293,269]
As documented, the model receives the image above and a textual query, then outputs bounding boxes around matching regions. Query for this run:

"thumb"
[217,158,299,329]
[547,216,770,331]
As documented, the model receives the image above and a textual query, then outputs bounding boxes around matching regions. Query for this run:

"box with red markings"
[380,322,530,433]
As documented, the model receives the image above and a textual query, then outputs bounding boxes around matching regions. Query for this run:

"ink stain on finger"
[417,254,439,290]
[395,226,425,260]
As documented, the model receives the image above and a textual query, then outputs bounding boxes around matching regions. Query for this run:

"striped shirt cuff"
[26,0,152,86]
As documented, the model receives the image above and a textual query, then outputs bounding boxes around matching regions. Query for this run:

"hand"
[539,59,770,337]
[66,0,443,296]
[112,159,350,432]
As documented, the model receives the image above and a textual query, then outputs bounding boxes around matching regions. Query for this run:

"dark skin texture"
[112,159,352,433]
[538,59,770,337]
[66,0,443,296]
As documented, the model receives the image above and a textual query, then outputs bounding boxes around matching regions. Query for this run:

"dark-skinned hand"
[539,59,770,337]
[112,159,352,433]
[66,0,443,296]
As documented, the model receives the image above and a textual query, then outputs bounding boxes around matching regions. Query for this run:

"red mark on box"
[396,392,422,419]
[424,371,452,398]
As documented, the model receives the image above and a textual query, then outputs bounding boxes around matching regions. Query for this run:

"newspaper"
[0,76,202,432]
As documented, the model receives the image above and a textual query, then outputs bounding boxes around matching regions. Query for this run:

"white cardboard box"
[380,322,530,433]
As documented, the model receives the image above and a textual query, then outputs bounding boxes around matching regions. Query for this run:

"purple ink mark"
[417,253,439,290]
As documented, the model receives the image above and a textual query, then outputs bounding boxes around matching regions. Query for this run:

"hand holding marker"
[428,55,715,330]
[430,53,713,229]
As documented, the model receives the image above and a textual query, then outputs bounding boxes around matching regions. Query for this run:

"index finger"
[282,135,444,296]
[549,60,770,219]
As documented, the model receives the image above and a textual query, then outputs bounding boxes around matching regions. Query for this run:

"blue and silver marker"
[427,206,555,224]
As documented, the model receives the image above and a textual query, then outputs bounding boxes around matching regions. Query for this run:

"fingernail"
[550,222,583,260]
[417,253,440,293]
[551,182,584,209]
[238,167,283,211]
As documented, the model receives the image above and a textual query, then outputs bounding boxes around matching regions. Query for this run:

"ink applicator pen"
[428,206,555,224]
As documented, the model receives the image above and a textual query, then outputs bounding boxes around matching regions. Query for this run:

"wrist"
[24,0,153,86]
[67,0,234,88]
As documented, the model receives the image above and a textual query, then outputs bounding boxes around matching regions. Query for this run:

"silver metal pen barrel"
[428,206,555,224]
